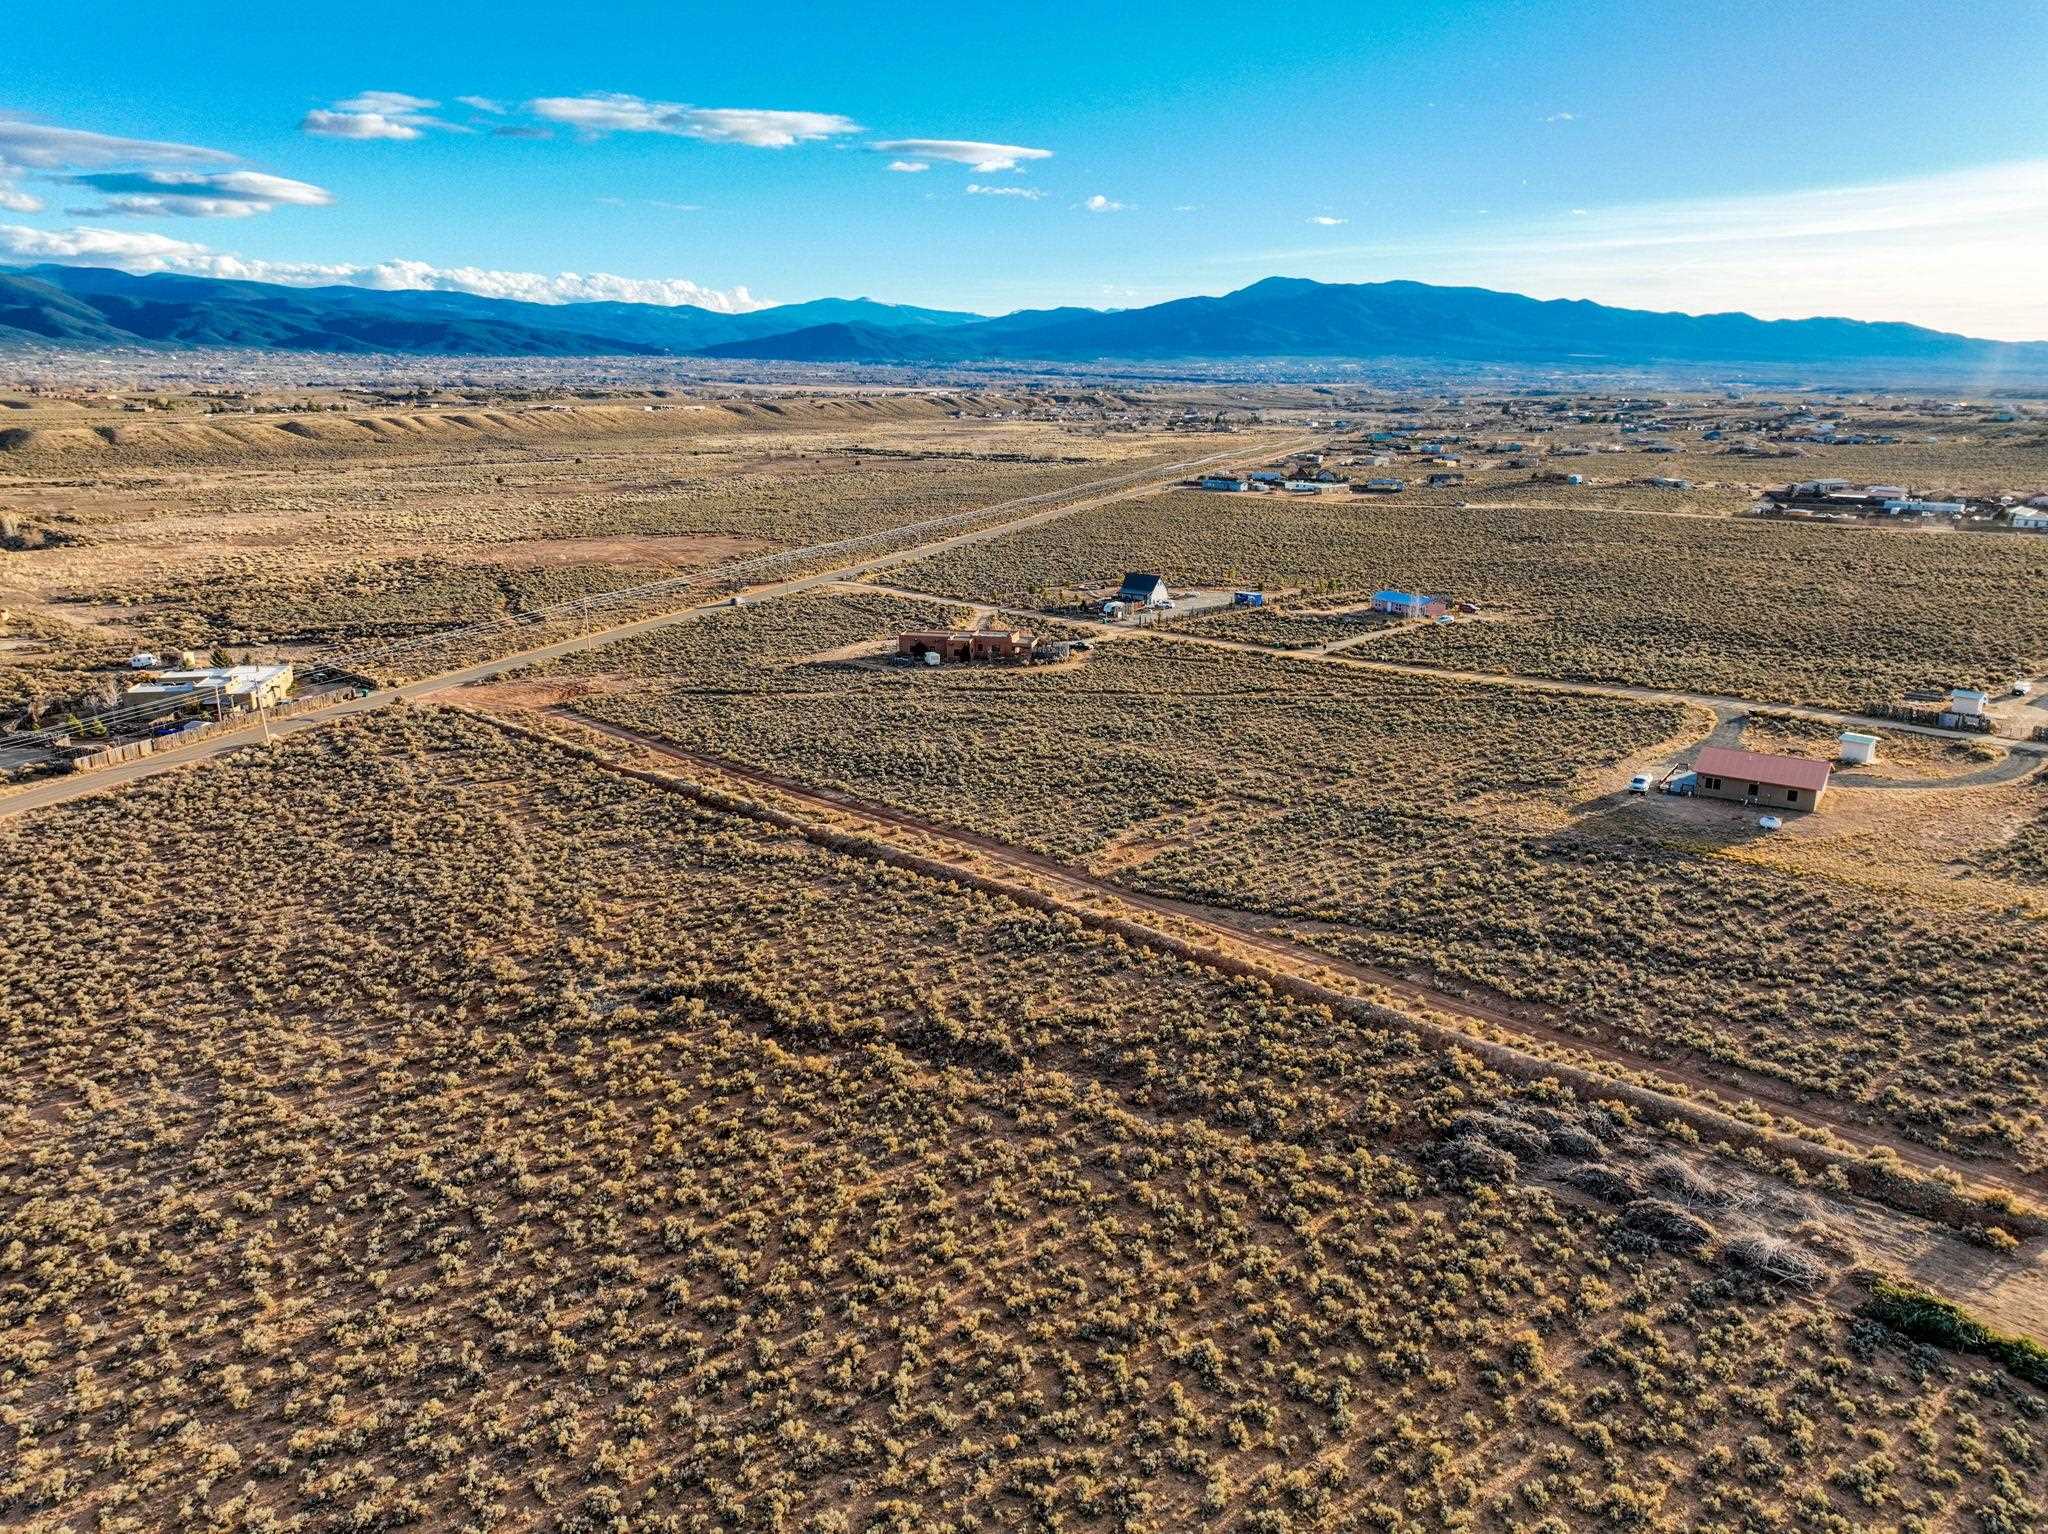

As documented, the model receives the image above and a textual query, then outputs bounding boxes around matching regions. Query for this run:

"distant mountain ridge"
[0,266,989,357]
[696,276,2048,373]
[3,264,2043,377]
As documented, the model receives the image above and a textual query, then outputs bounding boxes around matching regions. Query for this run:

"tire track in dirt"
[536,707,2048,1212]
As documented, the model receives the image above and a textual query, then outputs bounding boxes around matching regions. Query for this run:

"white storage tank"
[1838,731,1879,765]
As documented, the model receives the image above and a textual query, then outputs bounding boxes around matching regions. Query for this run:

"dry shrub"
[1563,1163,1642,1204]
[1620,1197,1716,1250]
[1646,1153,1734,1209]
[1722,1232,1830,1290]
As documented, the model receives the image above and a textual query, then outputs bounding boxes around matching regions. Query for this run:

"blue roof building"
[1370,589,1449,618]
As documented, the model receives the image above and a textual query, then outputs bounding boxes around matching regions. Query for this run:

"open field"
[0,393,1227,710]
[9,705,2048,1533]
[525,588,2048,1173]
[901,490,2048,710]
[8,381,2048,1532]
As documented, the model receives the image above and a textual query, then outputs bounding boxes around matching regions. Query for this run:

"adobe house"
[896,629,1036,664]
[1692,746,1831,812]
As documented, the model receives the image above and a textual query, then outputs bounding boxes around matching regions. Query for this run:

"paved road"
[0,436,1308,821]
[852,578,2048,762]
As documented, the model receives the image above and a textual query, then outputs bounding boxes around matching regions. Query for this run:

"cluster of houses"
[1766,480,1972,517]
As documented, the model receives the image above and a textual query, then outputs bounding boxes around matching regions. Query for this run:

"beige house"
[1693,746,1830,812]
[125,663,294,713]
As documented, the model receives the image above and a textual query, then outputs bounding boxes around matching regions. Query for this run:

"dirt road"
[851,578,2048,760]
[0,437,1309,820]
[544,708,2048,1210]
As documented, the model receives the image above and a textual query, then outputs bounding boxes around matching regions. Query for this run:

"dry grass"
[536,591,2048,1171]
[903,490,2048,709]
[4,705,2044,1532]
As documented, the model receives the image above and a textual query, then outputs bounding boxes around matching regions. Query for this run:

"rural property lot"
[8,382,2048,1534]
[528,587,2048,1175]
[0,392,1215,710]
[7,704,2048,1533]
[900,489,2048,711]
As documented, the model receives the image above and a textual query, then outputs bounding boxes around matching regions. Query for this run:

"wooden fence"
[63,693,334,773]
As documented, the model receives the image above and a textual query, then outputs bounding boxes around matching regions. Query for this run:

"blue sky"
[5,0,2046,335]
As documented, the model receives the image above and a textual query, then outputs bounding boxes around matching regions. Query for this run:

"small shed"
[1949,687,1988,718]
[1838,731,1879,765]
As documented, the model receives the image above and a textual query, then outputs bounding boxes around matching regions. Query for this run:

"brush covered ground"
[8,706,2048,1534]
[901,489,2048,711]
[529,589,2048,1174]
[0,392,1204,709]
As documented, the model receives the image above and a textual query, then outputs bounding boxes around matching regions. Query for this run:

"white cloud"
[1218,159,2048,341]
[68,169,332,219]
[527,93,858,147]
[301,92,463,141]
[966,183,1044,200]
[0,224,222,265]
[0,118,236,173]
[886,160,929,173]
[1544,112,1577,123]
[0,117,284,219]
[0,224,768,313]
[301,110,420,141]
[871,138,1051,172]
[354,259,763,309]
[343,91,438,115]
[456,95,506,114]
[1083,194,1124,213]
[680,108,859,148]
[1308,215,1346,226]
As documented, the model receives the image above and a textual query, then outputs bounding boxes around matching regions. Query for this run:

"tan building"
[896,630,1035,664]
[1693,746,1830,812]
[124,663,294,713]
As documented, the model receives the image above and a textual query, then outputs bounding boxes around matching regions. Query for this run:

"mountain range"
[3,264,2043,378]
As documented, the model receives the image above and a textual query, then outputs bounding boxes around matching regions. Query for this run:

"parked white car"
[1627,773,1652,795]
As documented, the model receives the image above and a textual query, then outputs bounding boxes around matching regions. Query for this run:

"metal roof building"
[1117,572,1171,607]
[1692,746,1831,812]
